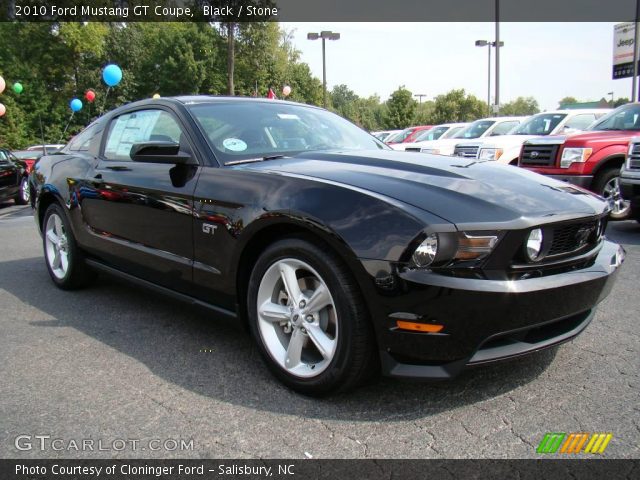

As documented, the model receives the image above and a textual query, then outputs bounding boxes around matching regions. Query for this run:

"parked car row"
[380,103,640,222]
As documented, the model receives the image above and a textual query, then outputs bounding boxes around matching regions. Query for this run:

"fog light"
[412,234,438,267]
[525,228,544,261]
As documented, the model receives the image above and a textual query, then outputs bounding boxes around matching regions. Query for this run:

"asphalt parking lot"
[0,202,638,459]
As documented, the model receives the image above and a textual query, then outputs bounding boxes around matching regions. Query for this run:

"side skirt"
[85,259,238,320]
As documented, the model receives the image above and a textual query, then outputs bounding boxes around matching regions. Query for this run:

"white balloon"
[0,76,5,94]
[282,85,292,97]
[0,103,6,117]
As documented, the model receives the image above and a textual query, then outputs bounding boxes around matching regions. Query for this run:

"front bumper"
[545,174,593,189]
[364,240,624,380]
[620,168,640,219]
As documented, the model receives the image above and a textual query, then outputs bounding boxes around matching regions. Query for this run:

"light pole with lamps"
[608,91,614,105]
[475,40,504,111]
[307,30,340,108]
[414,93,427,104]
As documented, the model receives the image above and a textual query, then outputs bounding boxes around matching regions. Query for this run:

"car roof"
[472,116,528,122]
[536,109,611,115]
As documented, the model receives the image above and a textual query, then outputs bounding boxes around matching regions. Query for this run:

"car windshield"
[414,126,449,142]
[389,127,415,143]
[442,126,465,138]
[510,113,567,135]
[188,101,387,163]
[589,103,640,131]
[451,120,495,139]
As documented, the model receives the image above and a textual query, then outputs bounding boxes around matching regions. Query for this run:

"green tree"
[430,89,488,124]
[613,97,629,108]
[558,96,578,108]
[384,86,417,129]
[500,96,540,116]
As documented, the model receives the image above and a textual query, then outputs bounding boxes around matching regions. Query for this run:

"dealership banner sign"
[613,22,640,79]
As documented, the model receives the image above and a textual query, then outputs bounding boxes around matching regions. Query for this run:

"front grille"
[520,144,559,167]
[547,219,600,257]
[628,143,640,169]
[453,145,479,158]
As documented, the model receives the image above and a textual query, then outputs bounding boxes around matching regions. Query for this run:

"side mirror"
[130,141,194,165]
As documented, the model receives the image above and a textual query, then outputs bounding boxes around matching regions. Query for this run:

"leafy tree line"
[0,22,323,148]
[330,85,541,131]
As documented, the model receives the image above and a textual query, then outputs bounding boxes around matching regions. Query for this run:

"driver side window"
[103,110,185,161]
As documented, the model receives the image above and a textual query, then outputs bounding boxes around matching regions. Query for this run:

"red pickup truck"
[518,103,638,220]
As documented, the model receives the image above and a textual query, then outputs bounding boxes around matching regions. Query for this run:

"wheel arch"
[590,154,625,188]
[233,216,378,331]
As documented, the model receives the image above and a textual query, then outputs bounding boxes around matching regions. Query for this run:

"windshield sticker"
[222,138,248,152]
[277,113,300,120]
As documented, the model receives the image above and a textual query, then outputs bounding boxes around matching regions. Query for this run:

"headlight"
[560,148,592,168]
[525,228,544,261]
[421,148,440,154]
[412,234,439,267]
[478,148,504,161]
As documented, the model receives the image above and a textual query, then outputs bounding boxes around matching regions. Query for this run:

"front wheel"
[247,238,377,395]
[594,168,630,220]
[14,176,29,205]
[42,203,95,289]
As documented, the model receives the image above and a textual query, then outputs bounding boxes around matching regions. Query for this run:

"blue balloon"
[102,64,122,87]
[70,98,83,112]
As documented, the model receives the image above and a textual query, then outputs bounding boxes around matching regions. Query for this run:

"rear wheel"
[14,176,29,205]
[594,168,630,220]
[42,203,95,289]
[247,238,377,395]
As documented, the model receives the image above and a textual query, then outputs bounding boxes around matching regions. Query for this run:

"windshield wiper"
[225,155,288,166]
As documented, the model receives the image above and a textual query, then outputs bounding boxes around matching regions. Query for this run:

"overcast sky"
[282,22,632,111]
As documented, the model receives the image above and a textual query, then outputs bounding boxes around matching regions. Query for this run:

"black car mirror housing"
[130,141,195,165]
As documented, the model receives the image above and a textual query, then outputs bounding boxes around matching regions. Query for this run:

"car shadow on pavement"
[606,220,640,247]
[2,256,558,422]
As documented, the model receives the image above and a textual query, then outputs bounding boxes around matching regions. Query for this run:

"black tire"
[593,167,630,221]
[14,176,29,205]
[42,203,95,290]
[247,237,378,395]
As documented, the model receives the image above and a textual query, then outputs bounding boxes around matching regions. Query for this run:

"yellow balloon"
[152,93,160,99]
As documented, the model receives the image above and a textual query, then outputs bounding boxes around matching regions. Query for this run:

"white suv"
[454,109,611,165]
[415,117,527,157]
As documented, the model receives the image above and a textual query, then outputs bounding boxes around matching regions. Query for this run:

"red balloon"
[85,90,96,102]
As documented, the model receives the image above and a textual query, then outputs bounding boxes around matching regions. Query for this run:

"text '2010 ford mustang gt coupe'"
[30,97,624,395]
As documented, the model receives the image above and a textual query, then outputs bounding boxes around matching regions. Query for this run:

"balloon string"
[99,87,111,117]
[58,112,74,144]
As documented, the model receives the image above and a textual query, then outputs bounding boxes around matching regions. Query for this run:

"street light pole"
[495,0,500,113]
[322,36,327,108]
[308,31,340,109]
[475,40,502,110]
[487,44,492,109]
[414,93,427,104]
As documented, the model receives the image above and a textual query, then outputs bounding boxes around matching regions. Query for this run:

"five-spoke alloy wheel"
[247,238,376,395]
[256,258,338,378]
[42,203,95,289]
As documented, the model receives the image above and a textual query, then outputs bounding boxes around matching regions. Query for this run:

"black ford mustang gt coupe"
[30,96,624,395]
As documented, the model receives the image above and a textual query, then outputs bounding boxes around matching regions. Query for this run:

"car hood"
[240,150,607,229]
[563,129,637,145]
[456,134,538,149]
[415,138,465,149]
